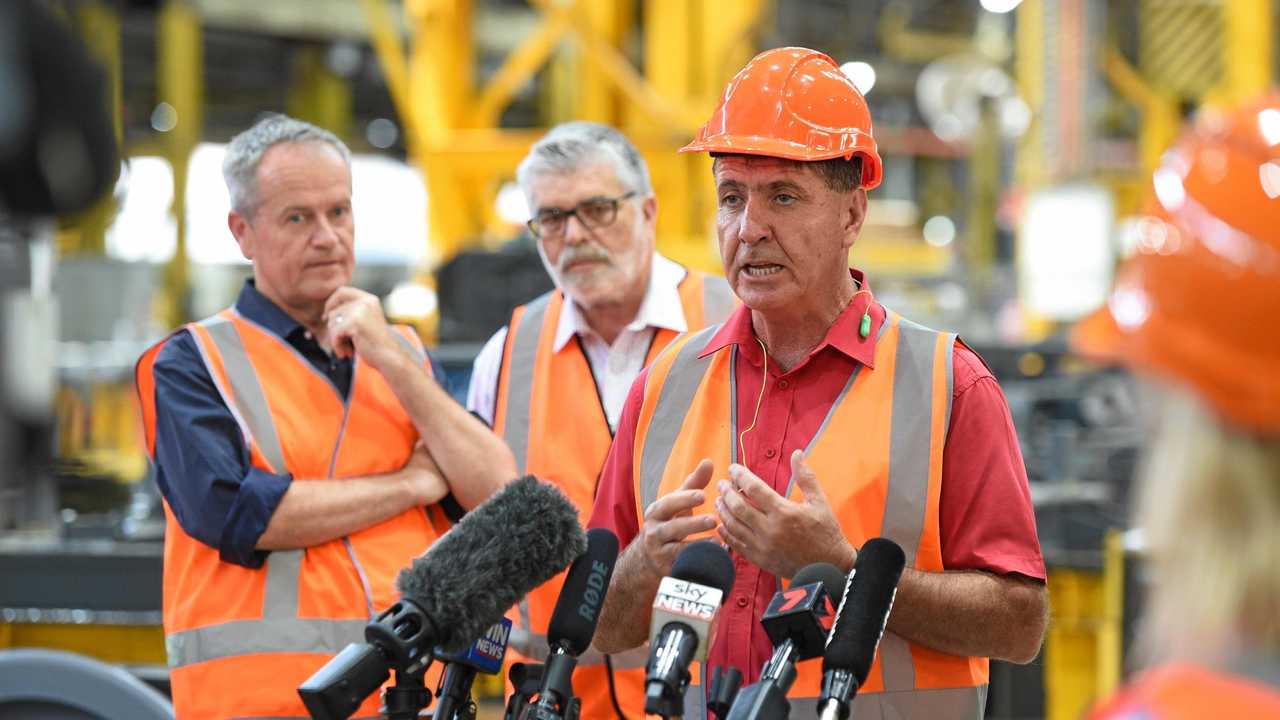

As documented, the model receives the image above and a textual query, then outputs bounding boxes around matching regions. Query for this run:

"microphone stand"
[381,668,432,720]
[520,648,580,720]
[725,639,799,720]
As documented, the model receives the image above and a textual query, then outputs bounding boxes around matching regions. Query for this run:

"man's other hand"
[323,286,404,371]
[716,449,856,578]
[637,459,718,579]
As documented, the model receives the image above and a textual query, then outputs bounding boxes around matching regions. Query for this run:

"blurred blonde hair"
[1135,389,1280,665]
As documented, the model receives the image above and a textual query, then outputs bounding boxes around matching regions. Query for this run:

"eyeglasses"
[527,191,637,239]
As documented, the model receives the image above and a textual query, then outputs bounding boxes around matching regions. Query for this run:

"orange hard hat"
[1073,91,1280,435]
[680,47,883,190]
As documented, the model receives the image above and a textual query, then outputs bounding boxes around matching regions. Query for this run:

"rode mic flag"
[523,528,620,720]
[547,527,619,655]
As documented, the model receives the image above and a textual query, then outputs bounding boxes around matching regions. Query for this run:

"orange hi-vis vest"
[632,310,989,719]
[494,270,734,718]
[136,309,451,720]
[1091,662,1280,719]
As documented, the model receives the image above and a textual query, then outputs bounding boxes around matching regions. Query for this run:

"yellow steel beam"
[1221,0,1272,104]
[1098,530,1125,698]
[287,46,354,137]
[158,0,203,327]
[1103,47,1180,180]
[570,20,699,132]
[361,0,418,144]
[474,12,572,128]
[1015,0,1044,189]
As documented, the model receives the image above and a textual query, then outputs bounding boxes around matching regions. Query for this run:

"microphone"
[644,540,736,719]
[432,618,512,720]
[707,666,744,719]
[299,476,586,720]
[521,527,620,720]
[818,539,906,720]
[725,562,847,720]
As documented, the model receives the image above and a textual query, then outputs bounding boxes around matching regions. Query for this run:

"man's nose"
[736,197,770,246]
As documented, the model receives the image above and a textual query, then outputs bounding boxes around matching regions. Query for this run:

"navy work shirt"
[150,280,447,568]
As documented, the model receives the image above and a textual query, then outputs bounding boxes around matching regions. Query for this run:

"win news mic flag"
[433,618,512,720]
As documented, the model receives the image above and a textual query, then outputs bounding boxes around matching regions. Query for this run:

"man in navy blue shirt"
[149,115,515,570]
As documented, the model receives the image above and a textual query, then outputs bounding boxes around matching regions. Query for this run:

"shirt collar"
[234,280,306,341]
[552,253,690,352]
[698,268,882,370]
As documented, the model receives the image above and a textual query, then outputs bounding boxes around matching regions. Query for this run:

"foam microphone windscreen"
[671,540,735,593]
[396,475,586,652]
[546,527,619,656]
[824,538,906,684]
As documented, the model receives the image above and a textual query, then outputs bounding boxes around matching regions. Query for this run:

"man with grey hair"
[467,121,734,717]
[137,113,514,719]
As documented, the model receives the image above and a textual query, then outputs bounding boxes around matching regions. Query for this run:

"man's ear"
[228,210,254,260]
[842,188,868,251]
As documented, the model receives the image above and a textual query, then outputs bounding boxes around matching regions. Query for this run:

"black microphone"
[818,539,906,720]
[707,666,744,719]
[432,618,512,720]
[644,540,736,718]
[521,527,620,720]
[725,562,847,720]
[299,476,586,720]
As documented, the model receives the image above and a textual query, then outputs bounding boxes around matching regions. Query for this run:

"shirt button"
[778,379,789,389]
[736,597,749,608]
[765,448,776,459]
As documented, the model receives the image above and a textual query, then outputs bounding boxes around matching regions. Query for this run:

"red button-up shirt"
[588,272,1045,682]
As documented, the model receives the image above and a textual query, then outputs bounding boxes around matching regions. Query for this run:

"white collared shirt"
[466,253,689,432]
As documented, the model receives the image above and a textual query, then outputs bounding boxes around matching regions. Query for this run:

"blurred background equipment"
[0,1,1274,719]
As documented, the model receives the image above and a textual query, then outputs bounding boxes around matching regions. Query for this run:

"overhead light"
[366,118,399,149]
[385,282,437,319]
[1259,108,1280,146]
[150,102,178,133]
[495,181,530,226]
[839,61,876,95]
[922,215,956,247]
[980,0,1023,13]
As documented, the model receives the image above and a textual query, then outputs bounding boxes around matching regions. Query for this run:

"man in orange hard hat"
[590,47,1049,718]
[1080,94,1280,719]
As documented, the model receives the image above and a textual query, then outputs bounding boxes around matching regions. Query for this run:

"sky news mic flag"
[645,540,736,718]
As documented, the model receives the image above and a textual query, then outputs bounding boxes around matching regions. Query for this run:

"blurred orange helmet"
[1073,91,1280,435]
[680,47,883,190]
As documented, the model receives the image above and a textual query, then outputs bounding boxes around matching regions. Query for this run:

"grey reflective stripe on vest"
[391,327,425,366]
[502,293,551,472]
[165,617,367,669]
[197,317,288,474]
[638,325,722,513]
[700,275,735,323]
[787,683,988,720]
[179,316,336,668]
[877,316,955,694]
